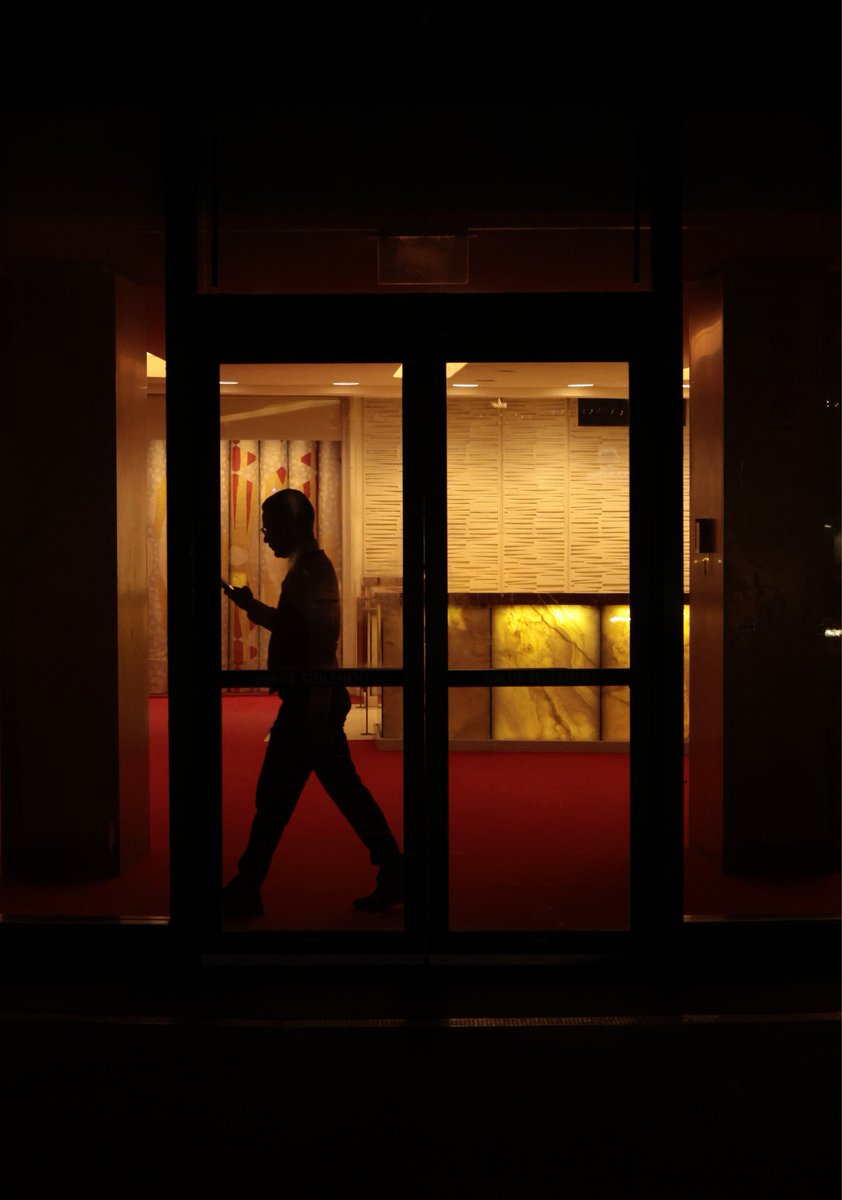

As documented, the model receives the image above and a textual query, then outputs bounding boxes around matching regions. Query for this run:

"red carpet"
[0,696,838,927]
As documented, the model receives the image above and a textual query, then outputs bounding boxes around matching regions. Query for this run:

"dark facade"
[0,8,839,972]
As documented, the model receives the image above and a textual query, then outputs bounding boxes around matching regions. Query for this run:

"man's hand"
[221,580,254,610]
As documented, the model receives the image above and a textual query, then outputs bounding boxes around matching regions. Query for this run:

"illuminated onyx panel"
[491,604,600,740]
[602,604,631,741]
[448,606,492,739]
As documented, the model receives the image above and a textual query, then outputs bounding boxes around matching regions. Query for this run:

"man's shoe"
[353,865,404,912]
[222,875,263,918]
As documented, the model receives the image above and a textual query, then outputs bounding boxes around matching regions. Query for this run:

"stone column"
[0,270,149,878]
[688,266,840,875]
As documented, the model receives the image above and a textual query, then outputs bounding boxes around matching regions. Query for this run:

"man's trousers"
[236,690,402,887]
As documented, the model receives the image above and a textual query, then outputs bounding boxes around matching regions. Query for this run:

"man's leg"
[313,730,404,908]
[223,706,313,917]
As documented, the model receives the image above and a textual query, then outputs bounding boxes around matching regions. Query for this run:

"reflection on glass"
[449,688,630,931]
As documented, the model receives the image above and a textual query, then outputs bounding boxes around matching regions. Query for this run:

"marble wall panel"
[492,684,599,741]
[378,600,403,737]
[380,597,402,668]
[601,604,631,667]
[448,605,492,668]
[449,689,491,740]
[601,605,631,740]
[492,605,600,740]
[602,685,630,741]
[492,604,600,669]
[448,606,492,739]
[380,686,403,739]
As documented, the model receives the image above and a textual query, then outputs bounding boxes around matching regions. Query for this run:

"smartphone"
[220,578,231,591]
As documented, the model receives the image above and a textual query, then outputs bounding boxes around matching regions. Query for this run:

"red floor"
[0,696,838,926]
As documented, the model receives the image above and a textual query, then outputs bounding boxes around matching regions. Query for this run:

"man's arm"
[221,582,277,632]
[295,566,341,745]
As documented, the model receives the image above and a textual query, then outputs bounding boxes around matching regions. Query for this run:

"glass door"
[174,294,684,958]
[217,363,406,934]
[443,362,632,936]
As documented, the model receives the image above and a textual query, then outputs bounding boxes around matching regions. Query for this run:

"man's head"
[261,488,315,558]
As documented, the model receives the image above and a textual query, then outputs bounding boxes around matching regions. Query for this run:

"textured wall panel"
[363,397,402,575]
[568,421,629,591]
[501,398,568,591]
[446,397,501,590]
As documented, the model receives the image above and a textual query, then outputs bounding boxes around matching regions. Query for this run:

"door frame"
[164,291,685,961]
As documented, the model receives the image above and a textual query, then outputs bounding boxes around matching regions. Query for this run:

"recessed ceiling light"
[683,384,691,389]
[332,381,359,386]
[220,380,239,385]
[453,383,479,388]
[567,382,594,388]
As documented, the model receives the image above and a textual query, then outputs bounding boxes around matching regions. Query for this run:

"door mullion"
[403,358,436,948]
[629,349,684,943]
[410,356,449,949]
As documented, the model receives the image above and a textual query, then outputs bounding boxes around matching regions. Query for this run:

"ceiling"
[150,361,630,401]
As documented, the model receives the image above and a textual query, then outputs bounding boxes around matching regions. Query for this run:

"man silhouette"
[221,488,404,918]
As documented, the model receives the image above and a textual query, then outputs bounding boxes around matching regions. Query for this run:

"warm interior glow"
[147,352,166,378]
[392,363,468,380]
